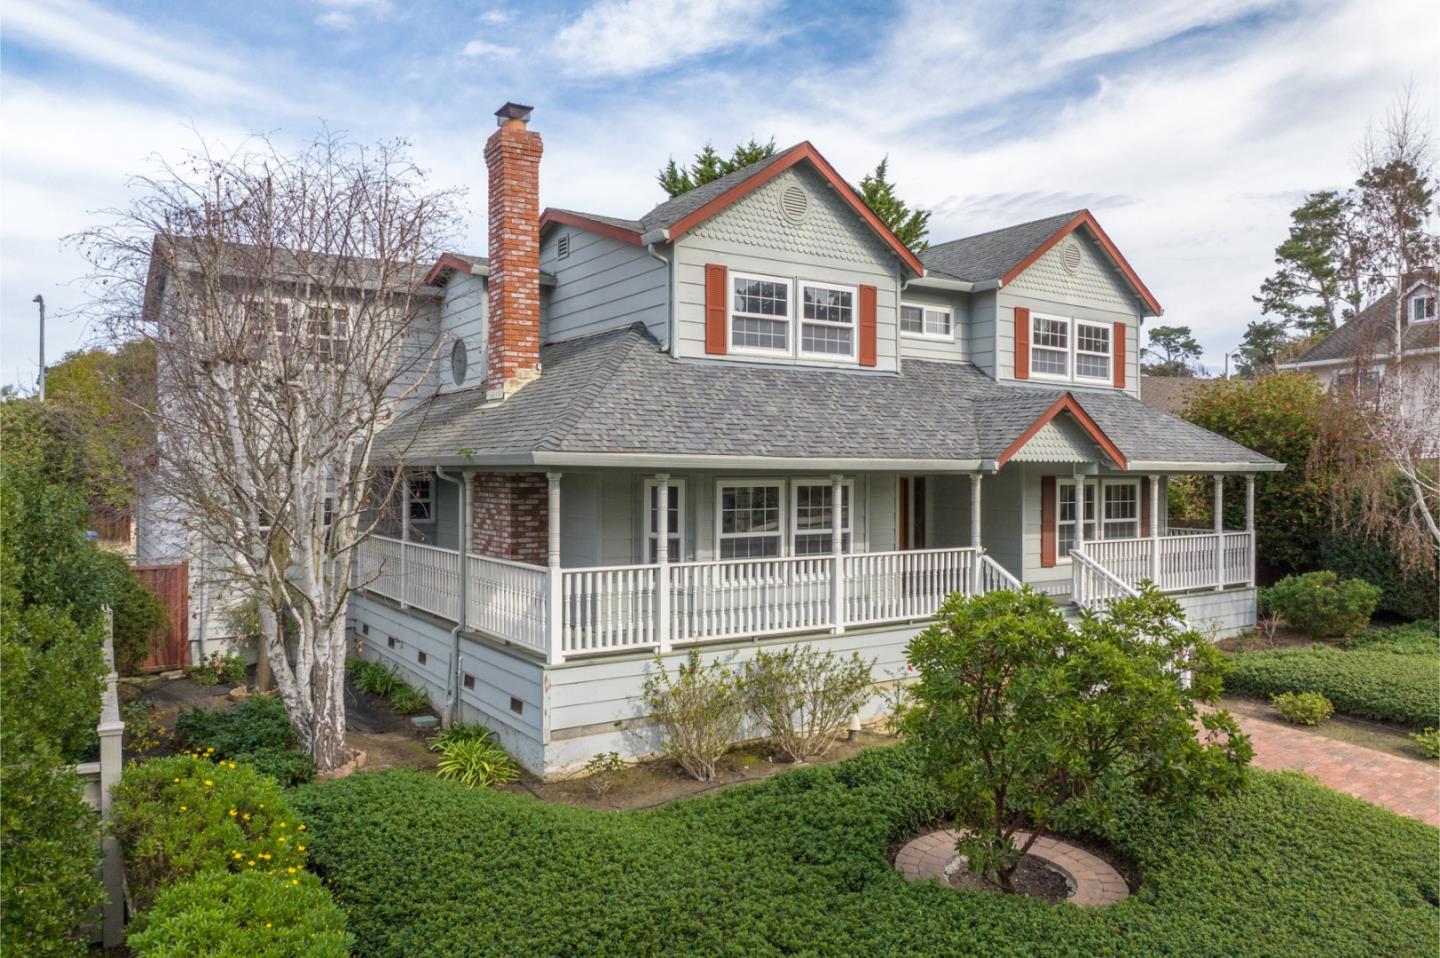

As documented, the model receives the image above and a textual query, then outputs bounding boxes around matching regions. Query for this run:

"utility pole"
[31,294,45,401]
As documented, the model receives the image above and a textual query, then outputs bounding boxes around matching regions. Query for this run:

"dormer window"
[1030,313,1113,384]
[1410,293,1435,323]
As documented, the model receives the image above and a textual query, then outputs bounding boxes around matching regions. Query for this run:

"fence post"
[97,608,125,948]
[654,475,672,654]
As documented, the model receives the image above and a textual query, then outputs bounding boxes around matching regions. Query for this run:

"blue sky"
[2,0,1436,387]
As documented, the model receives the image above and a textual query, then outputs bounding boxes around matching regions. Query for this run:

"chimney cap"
[495,102,534,126]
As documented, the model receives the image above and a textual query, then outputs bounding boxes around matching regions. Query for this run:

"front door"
[898,477,926,550]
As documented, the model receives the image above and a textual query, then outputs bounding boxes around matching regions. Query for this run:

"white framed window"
[716,481,784,559]
[643,480,685,563]
[798,282,857,360]
[407,474,433,524]
[1055,479,1095,559]
[304,304,350,362]
[790,480,852,555]
[1101,481,1139,539]
[730,273,791,354]
[1411,293,1436,323]
[1074,321,1112,381]
[900,303,954,340]
[1031,313,1070,378]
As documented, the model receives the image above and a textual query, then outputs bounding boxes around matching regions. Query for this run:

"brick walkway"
[1232,712,1440,827]
[894,829,1129,906]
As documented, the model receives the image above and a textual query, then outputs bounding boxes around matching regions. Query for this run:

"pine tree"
[1254,190,1367,337]
[1142,325,1203,376]
[857,157,931,251]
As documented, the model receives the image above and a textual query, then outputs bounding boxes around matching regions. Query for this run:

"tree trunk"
[256,637,272,692]
[308,616,350,772]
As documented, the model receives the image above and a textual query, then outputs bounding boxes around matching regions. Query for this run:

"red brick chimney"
[485,102,543,398]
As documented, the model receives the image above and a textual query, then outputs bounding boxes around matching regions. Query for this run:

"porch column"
[970,474,983,593]
[655,474,672,653]
[1074,476,1087,555]
[830,474,845,634]
[1245,474,1256,587]
[1149,474,1161,586]
[1212,474,1224,592]
[545,472,564,664]
[399,478,410,609]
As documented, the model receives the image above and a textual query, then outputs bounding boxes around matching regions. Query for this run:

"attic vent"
[779,184,809,224]
[557,233,571,259]
[1062,241,1082,274]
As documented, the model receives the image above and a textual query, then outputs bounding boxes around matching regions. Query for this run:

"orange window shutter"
[1040,475,1056,568]
[1014,307,1030,380]
[704,264,728,355]
[858,285,878,367]
[1113,321,1127,389]
[1139,477,1152,537]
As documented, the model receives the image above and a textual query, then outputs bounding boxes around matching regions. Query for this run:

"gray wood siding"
[897,287,968,363]
[1176,587,1257,640]
[969,290,998,378]
[981,463,1025,577]
[540,227,668,344]
[434,273,487,393]
[672,166,903,372]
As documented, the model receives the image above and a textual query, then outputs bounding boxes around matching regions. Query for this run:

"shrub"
[233,746,317,788]
[743,646,874,762]
[175,695,296,756]
[1266,571,1382,639]
[641,649,746,781]
[122,699,167,754]
[431,722,495,750]
[1342,620,1439,655]
[349,659,400,697]
[1227,647,1439,727]
[128,869,351,958]
[1272,691,1335,725]
[388,683,431,715]
[189,650,247,686]
[432,736,519,789]
[903,587,1250,891]
[98,551,168,675]
[1410,728,1440,759]
[110,755,308,909]
[581,752,625,797]
[290,751,1439,958]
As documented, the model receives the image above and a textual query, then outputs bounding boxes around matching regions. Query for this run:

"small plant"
[642,649,746,782]
[121,699,167,753]
[350,659,400,696]
[581,751,626,798]
[388,683,431,715]
[127,869,352,958]
[877,667,914,735]
[1271,691,1335,726]
[432,737,519,788]
[743,646,875,762]
[175,695,295,756]
[188,650,247,686]
[1409,728,1440,759]
[431,722,496,750]
[1266,572,1381,639]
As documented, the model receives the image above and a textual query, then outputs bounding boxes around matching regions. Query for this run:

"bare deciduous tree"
[75,133,460,769]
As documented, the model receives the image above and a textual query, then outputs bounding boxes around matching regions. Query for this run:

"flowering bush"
[128,868,351,958]
[110,755,309,909]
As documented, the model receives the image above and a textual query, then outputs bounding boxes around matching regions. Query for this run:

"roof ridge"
[926,209,1083,251]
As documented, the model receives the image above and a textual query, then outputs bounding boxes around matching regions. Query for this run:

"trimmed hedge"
[174,695,315,786]
[128,869,351,958]
[292,746,1439,958]
[1227,624,1439,728]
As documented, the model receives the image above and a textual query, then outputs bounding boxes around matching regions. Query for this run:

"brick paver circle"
[893,829,1129,907]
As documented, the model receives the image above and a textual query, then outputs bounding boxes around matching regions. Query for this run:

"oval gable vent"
[780,184,809,224]
[1062,241,1082,274]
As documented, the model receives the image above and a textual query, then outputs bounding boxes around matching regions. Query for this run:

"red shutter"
[1014,307,1030,380]
[704,264,727,355]
[858,284,878,367]
[1113,321,1127,389]
[1140,476,1151,538]
[1040,475,1056,568]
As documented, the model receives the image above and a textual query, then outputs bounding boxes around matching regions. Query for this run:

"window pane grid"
[732,277,790,352]
[719,484,783,559]
[1076,322,1111,379]
[800,285,854,358]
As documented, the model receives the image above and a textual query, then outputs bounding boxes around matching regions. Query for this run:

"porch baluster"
[970,474,983,594]
[1149,474,1161,587]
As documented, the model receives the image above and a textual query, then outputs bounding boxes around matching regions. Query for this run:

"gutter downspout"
[434,466,469,726]
[642,229,673,357]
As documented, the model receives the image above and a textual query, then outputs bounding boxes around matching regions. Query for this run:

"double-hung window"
[730,274,791,353]
[717,482,783,558]
[1101,482,1139,539]
[1074,321,1112,380]
[799,283,856,358]
[1055,480,1095,559]
[790,481,852,555]
[1031,314,1070,377]
[1411,293,1436,323]
[305,305,350,363]
[644,480,685,562]
[407,475,433,524]
[900,303,954,339]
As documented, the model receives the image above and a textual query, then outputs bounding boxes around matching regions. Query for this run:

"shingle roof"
[919,211,1081,282]
[1139,375,1206,416]
[1286,287,1440,365]
[380,324,1276,469]
[638,147,800,233]
[543,210,644,234]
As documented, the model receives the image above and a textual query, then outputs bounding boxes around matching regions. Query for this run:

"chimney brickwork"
[471,472,547,565]
[484,104,544,398]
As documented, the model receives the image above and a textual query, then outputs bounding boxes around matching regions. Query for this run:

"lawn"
[292,745,1439,958]
[1225,621,1439,727]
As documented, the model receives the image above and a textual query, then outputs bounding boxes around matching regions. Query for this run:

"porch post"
[830,474,845,634]
[655,474,672,653]
[545,472,564,665]
[399,477,410,609]
[970,474,983,593]
[1075,476,1087,555]
[1149,474,1161,586]
[1212,474,1224,591]
[1245,474,1256,587]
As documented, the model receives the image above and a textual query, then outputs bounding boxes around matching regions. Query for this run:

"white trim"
[1279,347,1440,370]
[789,478,854,555]
[797,280,859,362]
[1055,477,1139,561]
[728,270,792,357]
[643,479,686,563]
[899,302,955,341]
[714,479,786,559]
[1408,290,1436,324]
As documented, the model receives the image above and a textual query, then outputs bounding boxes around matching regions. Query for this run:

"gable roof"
[379,324,1276,471]
[538,142,926,275]
[920,209,1163,315]
[1284,282,1440,367]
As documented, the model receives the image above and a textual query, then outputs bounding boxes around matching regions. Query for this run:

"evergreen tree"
[857,157,931,251]
[1254,190,1368,336]
[1234,319,1293,377]
[1142,325,1204,376]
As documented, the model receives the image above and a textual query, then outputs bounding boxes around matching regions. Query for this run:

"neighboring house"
[140,103,1279,775]
[1139,375,1207,416]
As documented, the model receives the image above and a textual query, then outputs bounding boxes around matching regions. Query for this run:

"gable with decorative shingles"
[1007,230,1137,311]
[1006,413,1104,463]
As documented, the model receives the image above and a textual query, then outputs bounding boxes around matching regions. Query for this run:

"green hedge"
[128,869,351,958]
[1227,625,1439,728]
[292,746,1438,958]
[174,695,315,786]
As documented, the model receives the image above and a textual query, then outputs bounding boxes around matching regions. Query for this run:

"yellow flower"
[179,805,187,812]
[297,824,306,831]
[291,879,299,886]
[247,860,256,867]
[260,852,271,860]
[287,867,296,874]
[297,844,305,852]
[228,809,237,817]
[172,777,180,783]
[278,822,287,829]
[265,922,272,929]
[258,803,265,809]
[204,779,213,787]
[277,836,286,844]
[232,851,242,860]
[242,813,251,821]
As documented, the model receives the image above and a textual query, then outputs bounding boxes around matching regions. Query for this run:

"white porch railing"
[1075,531,1254,594]
[355,538,1015,662]
[1071,549,1140,610]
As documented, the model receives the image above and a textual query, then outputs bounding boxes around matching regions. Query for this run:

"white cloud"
[312,0,391,30]
[462,39,518,60]
[554,0,776,78]
[479,8,511,25]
